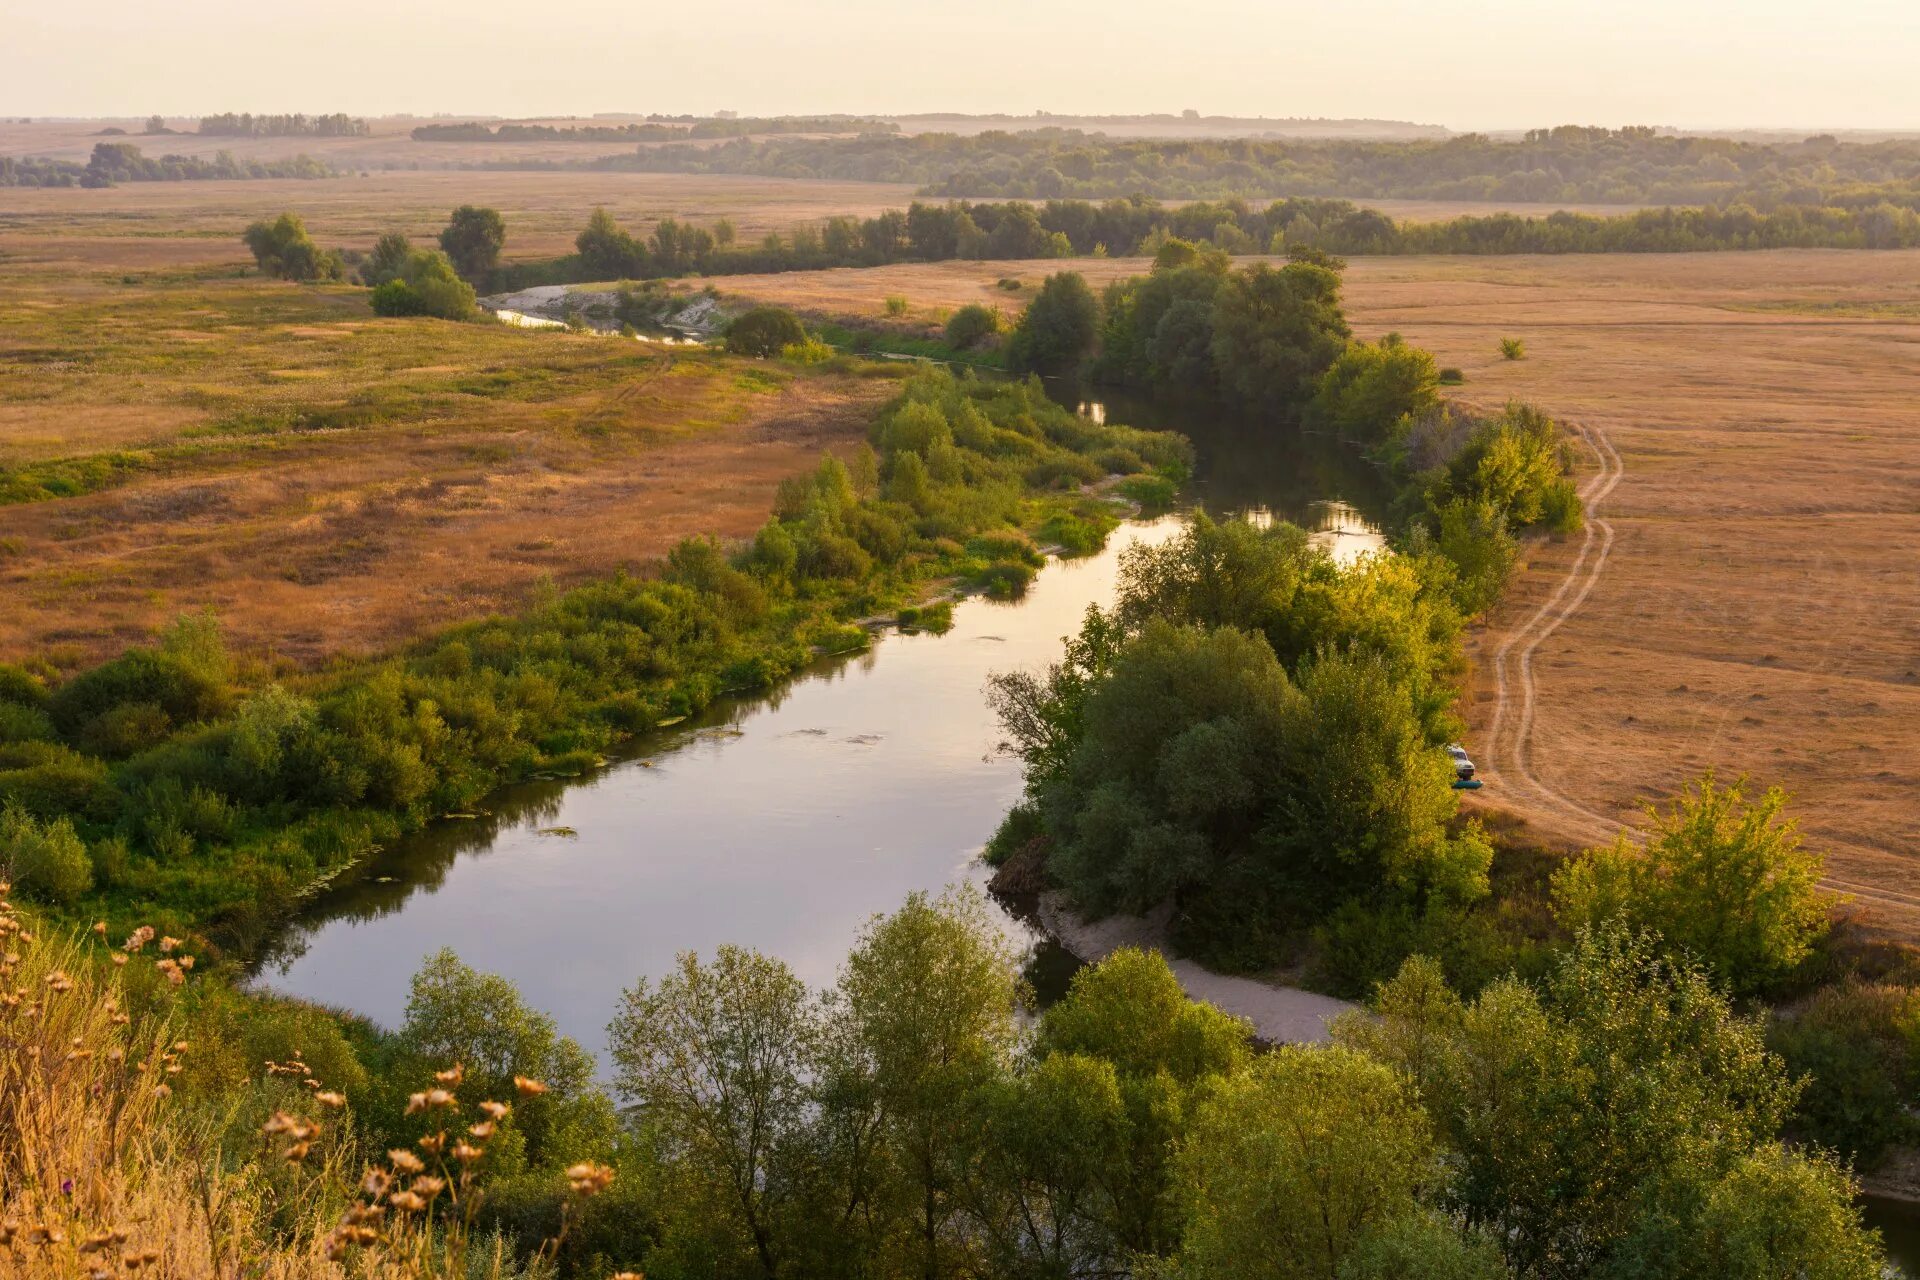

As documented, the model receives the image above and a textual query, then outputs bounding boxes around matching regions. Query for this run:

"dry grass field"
[0,242,894,671]
[720,249,1920,927]
[0,171,924,270]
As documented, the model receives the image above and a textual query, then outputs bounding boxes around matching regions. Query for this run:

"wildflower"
[469,1120,495,1140]
[315,1090,346,1109]
[178,956,194,970]
[359,1169,391,1198]
[285,1142,311,1162]
[262,1112,295,1135]
[92,921,107,937]
[111,954,128,968]
[566,1161,615,1196]
[452,1140,482,1164]
[404,1091,429,1115]
[153,1083,171,1099]
[418,1132,446,1156]
[172,1040,189,1053]
[389,1190,427,1214]
[45,970,73,993]
[434,1063,464,1085]
[158,936,180,954]
[111,1012,129,1025]
[388,1149,425,1175]
[513,1075,548,1097]
[411,1175,446,1197]
[123,926,154,953]
[479,1099,510,1120]
[425,1087,457,1109]
[26,1223,62,1245]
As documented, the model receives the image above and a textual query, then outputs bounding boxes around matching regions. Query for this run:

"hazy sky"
[7,0,1919,131]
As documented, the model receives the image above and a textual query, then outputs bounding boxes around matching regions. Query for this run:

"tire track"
[1476,425,1920,923]
[1483,420,1623,845]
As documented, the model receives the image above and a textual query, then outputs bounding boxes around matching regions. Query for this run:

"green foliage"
[1340,927,1797,1277]
[1499,337,1526,360]
[0,804,91,903]
[439,204,506,282]
[1006,272,1099,375]
[884,294,909,316]
[943,303,1001,350]
[1338,1212,1511,1280]
[1118,473,1178,509]
[1172,1045,1434,1280]
[369,247,478,321]
[726,306,808,357]
[241,211,343,281]
[1606,1145,1882,1280]
[576,206,648,278]
[358,231,413,286]
[1551,773,1832,995]
[1306,334,1441,444]
[1202,260,1351,408]
[1769,979,1920,1165]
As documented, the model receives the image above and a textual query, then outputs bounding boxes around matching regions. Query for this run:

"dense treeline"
[602,124,1920,212]
[492,193,1920,294]
[0,372,1181,953]
[414,115,896,142]
[0,141,334,187]
[197,111,369,137]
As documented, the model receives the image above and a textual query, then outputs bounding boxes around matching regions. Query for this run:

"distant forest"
[413,116,898,143]
[596,125,1920,212]
[196,112,368,137]
[0,142,333,187]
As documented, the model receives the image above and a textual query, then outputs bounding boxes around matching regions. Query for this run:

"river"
[253,393,1382,1050]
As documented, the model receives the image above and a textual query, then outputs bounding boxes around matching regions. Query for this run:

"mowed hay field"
[725,249,1920,929]
[0,253,894,671]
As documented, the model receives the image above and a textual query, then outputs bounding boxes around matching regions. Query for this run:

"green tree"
[241,211,342,281]
[1208,260,1350,409]
[387,949,611,1171]
[1552,773,1832,995]
[1006,272,1099,375]
[832,885,1023,1280]
[608,946,818,1279]
[1607,1145,1883,1280]
[1307,334,1441,447]
[1769,979,1920,1164]
[438,205,505,282]
[1341,927,1798,1277]
[576,206,645,278]
[359,231,413,286]
[1173,1045,1434,1280]
[1339,1213,1511,1280]
[726,306,808,357]
[1036,947,1251,1255]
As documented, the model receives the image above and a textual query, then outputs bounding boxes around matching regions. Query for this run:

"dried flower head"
[513,1075,548,1097]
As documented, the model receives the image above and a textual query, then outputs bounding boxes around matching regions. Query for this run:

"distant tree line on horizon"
[0,141,334,188]
[594,124,1920,213]
[412,116,898,143]
[196,111,368,137]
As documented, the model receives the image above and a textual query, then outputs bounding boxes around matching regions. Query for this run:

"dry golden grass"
[723,248,1920,933]
[0,171,923,269]
[0,260,892,671]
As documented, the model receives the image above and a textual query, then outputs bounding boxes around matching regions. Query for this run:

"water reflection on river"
[257,394,1386,1062]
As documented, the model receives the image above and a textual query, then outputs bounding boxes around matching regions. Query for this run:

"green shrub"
[1500,337,1526,360]
[1437,367,1465,385]
[975,561,1038,599]
[0,805,92,904]
[779,338,834,364]
[896,600,954,633]
[965,529,1043,566]
[726,306,808,356]
[944,303,1002,350]
[369,249,476,321]
[884,295,909,316]
[1119,473,1178,509]
[1770,980,1920,1165]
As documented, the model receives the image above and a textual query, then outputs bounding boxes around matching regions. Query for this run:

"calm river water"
[254,396,1381,1050]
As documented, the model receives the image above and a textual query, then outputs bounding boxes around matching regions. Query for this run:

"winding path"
[1477,427,1920,922]
[1482,422,1627,845]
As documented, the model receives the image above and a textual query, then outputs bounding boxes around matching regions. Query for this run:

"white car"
[1445,743,1476,781]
